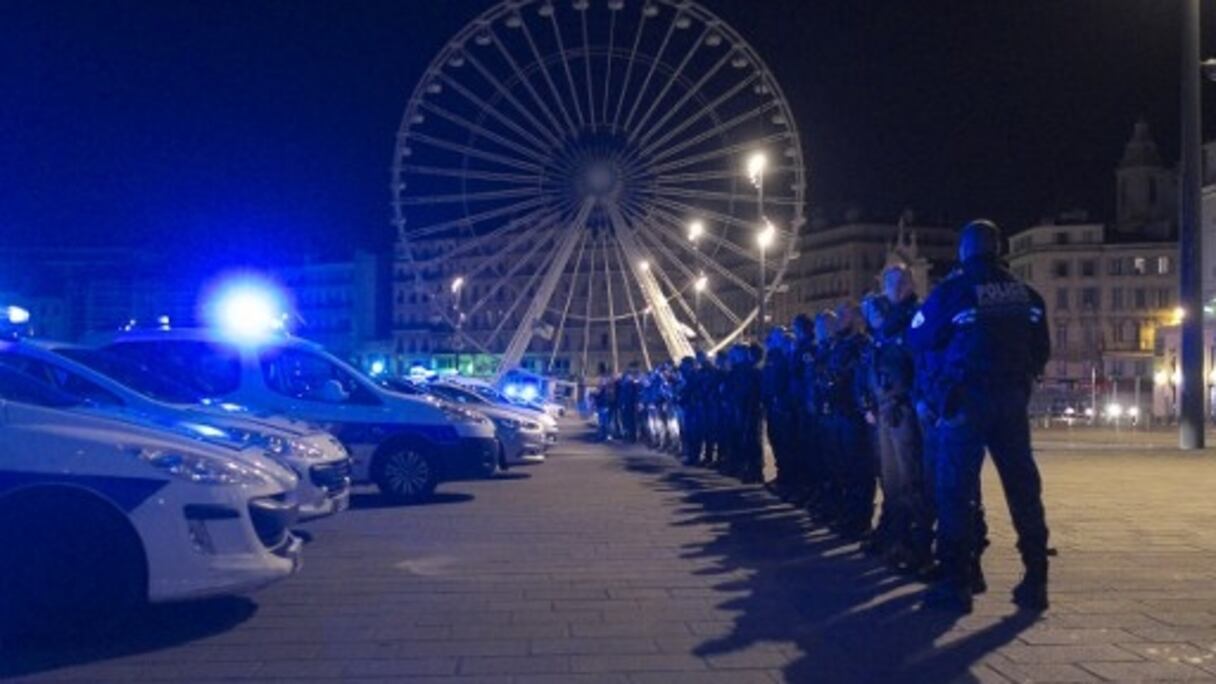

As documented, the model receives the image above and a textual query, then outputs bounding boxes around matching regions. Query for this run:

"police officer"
[908,219,1051,613]
[825,303,876,540]
[787,315,816,502]
[677,357,702,465]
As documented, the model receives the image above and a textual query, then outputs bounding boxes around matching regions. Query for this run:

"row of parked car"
[0,311,562,638]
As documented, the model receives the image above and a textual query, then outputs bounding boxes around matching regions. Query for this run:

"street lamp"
[451,276,465,374]
[693,274,708,331]
[688,219,705,242]
[746,151,769,338]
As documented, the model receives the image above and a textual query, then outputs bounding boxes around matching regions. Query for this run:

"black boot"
[923,579,973,614]
[970,560,987,595]
[1011,559,1048,611]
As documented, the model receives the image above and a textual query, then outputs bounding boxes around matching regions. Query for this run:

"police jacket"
[871,295,920,404]
[907,255,1049,405]
[761,346,792,414]
[825,332,867,417]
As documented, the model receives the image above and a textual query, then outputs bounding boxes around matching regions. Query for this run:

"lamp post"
[747,152,768,339]
[451,276,465,374]
[693,274,708,331]
[1180,0,1204,448]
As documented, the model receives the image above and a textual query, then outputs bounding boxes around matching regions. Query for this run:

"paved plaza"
[5,424,1216,683]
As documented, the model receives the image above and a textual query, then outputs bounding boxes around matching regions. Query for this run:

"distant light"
[1128,406,1140,418]
[1063,407,1076,416]
[1210,368,1216,384]
[209,279,286,343]
[746,152,768,186]
[1173,370,1183,386]
[503,383,520,398]
[451,276,465,294]
[1172,306,1187,325]
[1084,407,1095,417]
[639,260,650,271]
[1106,403,1123,418]
[757,220,776,249]
[519,384,539,401]
[1154,370,1169,386]
[4,306,30,325]
[694,275,708,292]
[157,315,171,330]
[688,220,705,242]
[370,360,386,376]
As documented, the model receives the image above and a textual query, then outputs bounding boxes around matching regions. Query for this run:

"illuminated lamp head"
[519,384,539,401]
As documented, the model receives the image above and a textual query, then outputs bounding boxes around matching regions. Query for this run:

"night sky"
[3,1,1212,270]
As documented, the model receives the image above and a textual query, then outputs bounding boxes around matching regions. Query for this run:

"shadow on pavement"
[620,453,1038,684]
[348,490,475,510]
[0,596,257,678]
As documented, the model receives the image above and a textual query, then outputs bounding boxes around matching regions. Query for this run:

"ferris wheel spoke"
[646,130,792,176]
[547,228,590,372]
[487,27,570,145]
[611,2,651,131]
[453,210,566,287]
[408,131,546,175]
[629,217,744,330]
[601,9,616,127]
[625,202,754,293]
[464,217,565,320]
[626,22,712,143]
[494,198,595,377]
[418,100,553,165]
[633,47,737,151]
[399,187,546,207]
[606,203,694,362]
[651,167,794,185]
[544,11,587,129]
[647,205,757,264]
[645,100,782,167]
[515,18,580,137]
[460,51,565,151]
[611,238,653,369]
[579,9,596,130]
[620,9,679,134]
[580,233,597,376]
[634,69,759,161]
[406,194,552,239]
[603,228,620,373]
[415,204,558,266]
[397,164,541,186]
[650,185,799,209]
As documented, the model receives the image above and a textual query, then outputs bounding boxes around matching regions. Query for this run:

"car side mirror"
[319,379,350,403]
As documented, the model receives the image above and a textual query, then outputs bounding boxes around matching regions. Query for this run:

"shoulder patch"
[911,311,925,329]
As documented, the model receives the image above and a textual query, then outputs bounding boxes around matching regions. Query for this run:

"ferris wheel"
[393,0,806,376]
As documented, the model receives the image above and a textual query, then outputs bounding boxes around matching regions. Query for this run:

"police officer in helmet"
[908,219,1051,614]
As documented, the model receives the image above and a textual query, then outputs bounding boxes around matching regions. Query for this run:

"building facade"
[274,250,389,363]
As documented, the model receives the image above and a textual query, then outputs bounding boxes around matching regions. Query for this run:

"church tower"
[1114,119,1176,239]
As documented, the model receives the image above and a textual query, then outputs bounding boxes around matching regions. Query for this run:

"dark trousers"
[936,387,1048,585]
[680,406,703,463]
[827,413,876,533]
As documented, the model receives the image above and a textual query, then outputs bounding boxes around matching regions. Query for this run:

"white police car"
[0,364,302,637]
[383,378,547,465]
[0,338,352,520]
[440,378,560,445]
[99,329,500,504]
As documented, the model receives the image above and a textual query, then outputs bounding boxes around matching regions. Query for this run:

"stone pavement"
[5,424,1216,683]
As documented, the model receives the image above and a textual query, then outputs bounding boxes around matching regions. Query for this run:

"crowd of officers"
[591,220,1052,614]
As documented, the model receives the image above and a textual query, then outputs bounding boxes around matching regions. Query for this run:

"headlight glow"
[493,416,520,431]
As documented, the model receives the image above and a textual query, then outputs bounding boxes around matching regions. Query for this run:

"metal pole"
[1135,375,1142,430]
[1091,364,1098,426]
[1180,0,1205,449]
[757,176,766,340]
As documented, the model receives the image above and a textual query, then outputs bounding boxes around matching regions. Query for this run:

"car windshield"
[430,385,484,404]
[56,347,206,404]
[376,377,423,395]
[0,365,82,408]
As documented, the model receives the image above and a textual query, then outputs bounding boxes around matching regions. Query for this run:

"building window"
[1157,288,1171,308]
[1081,288,1099,310]
[1157,256,1171,275]
[1053,260,1071,278]
[1110,288,1123,311]
[1056,289,1069,311]
[1054,232,1069,245]
[1108,258,1124,276]
[1134,288,1147,309]
[1055,323,1069,350]
[1080,260,1096,277]
[1112,323,1125,344]
[1133,257,1147,275]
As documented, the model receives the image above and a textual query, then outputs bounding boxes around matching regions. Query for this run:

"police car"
[99,328,500,504]
[0,363,302,637]
[440,377,560,445]
[389,378,548,465]
[0,338,352,520]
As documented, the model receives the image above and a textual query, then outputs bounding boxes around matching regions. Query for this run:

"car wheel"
[0,491,146,639]
[373,445,439,504]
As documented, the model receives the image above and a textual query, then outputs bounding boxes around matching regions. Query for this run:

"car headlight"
[138,448,270,487]
[522,421,542,432]
[493,416,520,431]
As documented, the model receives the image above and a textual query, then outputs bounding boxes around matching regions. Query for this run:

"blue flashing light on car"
[207,279,287,343]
